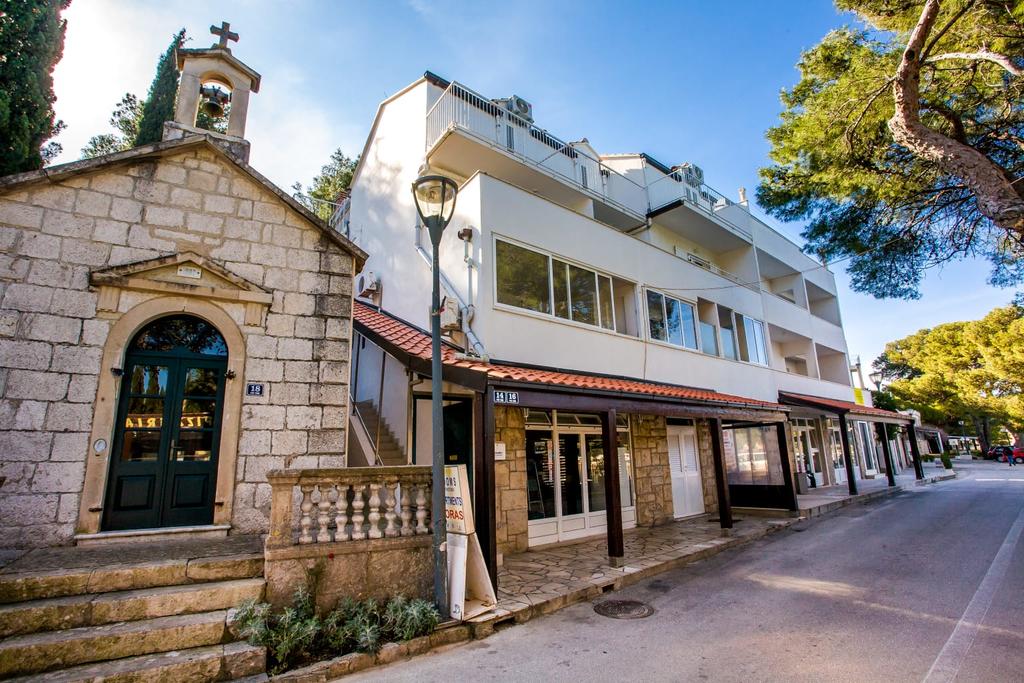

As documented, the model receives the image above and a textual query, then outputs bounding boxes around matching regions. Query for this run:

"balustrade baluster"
[399,484,413,536]
[383,482,399,538]
[298,484,315,544]
[332,484,350,542]
[367,484,383,539]
[414,484,429,535]
[316,486,331,543]
[350,484,367,540]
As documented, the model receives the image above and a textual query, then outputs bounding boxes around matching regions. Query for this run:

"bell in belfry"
[199,84,230,118]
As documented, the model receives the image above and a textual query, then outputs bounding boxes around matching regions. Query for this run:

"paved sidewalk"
[798,467,955,516]
[475,513,793,633]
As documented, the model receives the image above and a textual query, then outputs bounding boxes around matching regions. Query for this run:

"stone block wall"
[493,406,528,558]
[0,143,356,546]
[695,419,720,514]
[631,414,673,527]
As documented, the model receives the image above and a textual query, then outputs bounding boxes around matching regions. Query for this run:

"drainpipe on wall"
[414,221,490,361]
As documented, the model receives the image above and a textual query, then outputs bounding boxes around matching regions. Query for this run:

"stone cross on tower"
[210,21,239,49]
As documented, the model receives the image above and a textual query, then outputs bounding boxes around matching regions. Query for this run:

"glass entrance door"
[526,411,635,546]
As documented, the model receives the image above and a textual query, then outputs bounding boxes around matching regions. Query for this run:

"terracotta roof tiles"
[354,302,782,410]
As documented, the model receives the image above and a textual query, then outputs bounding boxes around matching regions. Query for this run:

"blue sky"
[50,0,1013,370]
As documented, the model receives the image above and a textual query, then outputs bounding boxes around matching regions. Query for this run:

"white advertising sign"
[444,464,496,621]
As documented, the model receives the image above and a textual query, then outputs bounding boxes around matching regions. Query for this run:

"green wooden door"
[103,315,228,531]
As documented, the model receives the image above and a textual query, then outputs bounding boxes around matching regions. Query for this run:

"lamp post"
[868,371,882,390]
[411,174,458,614]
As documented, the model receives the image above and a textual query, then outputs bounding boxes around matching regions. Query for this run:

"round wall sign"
[93,438,107,454]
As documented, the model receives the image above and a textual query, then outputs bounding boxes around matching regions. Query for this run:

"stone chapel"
[0,28,366,548]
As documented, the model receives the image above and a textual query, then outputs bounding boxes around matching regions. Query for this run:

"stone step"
[6,641,265,683]
[0,609,231,677]
[0,552,263,604]
[0,578,265,638]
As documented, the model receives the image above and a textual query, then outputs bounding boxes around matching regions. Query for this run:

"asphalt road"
[349,460,1024,682]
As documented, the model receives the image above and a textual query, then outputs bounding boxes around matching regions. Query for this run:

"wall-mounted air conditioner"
[504,95,533,122]
[354,271,380,299]
[440,297,461,332]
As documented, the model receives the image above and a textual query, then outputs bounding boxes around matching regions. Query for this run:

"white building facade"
[340,72,921,571]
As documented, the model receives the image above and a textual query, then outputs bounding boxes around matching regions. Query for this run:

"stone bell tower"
[162,21,262,162]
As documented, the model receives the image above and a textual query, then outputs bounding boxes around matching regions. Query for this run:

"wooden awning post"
[907,423,925,480]
[876,422,897,487]
[602,409,624,565]
[775,422,799,511]
[837,413,858,495]
[710,418,733,530]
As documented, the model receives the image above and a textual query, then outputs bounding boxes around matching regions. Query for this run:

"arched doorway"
[103,315,229,531]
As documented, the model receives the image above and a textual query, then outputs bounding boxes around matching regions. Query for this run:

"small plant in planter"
[235,588,440,674]
[940,453,953,469]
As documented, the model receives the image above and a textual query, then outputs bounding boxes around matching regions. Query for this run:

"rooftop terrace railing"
[426,81,648,219]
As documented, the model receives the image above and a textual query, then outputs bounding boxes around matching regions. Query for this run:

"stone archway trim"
[77,295,247,535]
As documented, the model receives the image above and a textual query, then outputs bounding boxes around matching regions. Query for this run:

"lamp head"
[412,175,458,245]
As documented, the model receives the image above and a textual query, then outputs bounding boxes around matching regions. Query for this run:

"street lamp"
[412,173,458,614]
[868,371,882,389]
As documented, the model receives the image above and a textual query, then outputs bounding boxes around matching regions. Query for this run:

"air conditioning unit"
[682,163,704,187]
[505,95,534,122]
[354,271,379,299]
[440,297,461,332]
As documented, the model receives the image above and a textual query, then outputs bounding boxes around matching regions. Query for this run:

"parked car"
[1012,447,1024,464]
[988,445,1014,461]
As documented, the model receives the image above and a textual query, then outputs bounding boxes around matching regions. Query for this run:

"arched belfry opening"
[163,21,261,161]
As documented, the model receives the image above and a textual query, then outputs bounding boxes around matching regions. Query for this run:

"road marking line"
[923,502,1024,683]
[975,478,1024,482]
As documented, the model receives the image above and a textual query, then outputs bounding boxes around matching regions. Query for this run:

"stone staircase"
[354,400,406,466]
[0,537,267,681]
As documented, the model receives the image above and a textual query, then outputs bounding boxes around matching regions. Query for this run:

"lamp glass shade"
[868,372,882,386]
[413,175,458,227]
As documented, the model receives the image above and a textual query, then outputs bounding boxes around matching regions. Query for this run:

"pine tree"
[0,0,71,175]
[81,93,143,159]
[134,28,185,146]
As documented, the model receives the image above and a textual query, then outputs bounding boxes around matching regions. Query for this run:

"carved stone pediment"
[90,252,272,324]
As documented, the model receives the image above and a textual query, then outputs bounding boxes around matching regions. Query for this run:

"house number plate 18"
[493,390,519,404]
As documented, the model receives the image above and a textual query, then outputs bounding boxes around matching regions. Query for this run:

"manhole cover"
[593,599,655,619]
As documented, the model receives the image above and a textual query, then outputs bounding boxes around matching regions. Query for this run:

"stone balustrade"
[266,466,432,549]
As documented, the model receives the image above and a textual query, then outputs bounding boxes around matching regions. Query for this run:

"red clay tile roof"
[354,301,782,410]
[778,391,910,421]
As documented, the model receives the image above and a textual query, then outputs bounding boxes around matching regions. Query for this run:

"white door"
[669,426,705,518]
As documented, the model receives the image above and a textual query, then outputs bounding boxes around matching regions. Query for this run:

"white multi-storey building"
[340,72,921,573]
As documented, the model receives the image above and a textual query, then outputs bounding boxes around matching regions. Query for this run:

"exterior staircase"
[0,538,267,681]
[354,400,407,466]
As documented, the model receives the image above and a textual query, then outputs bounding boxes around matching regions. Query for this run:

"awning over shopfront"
[778,391,912,425]
[354,301,786,419]
[777,391,924,491]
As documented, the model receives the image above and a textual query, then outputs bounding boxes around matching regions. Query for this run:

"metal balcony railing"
[426,81,648,219]
[647,172,753,241]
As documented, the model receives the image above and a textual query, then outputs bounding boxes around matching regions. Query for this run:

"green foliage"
[940,453,953,469]
[234,588,440,674]
[0,0,70,174]
[874,304,1024,449]
[758,1,1024,299]
[81,93,143,159]
[293,149,358,220]
[135,29,185,146]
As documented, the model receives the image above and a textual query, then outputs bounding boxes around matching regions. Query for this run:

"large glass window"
[496,240,551,314]
[736,314,769,365]
[724,426,785,485]
[647,290,698,350]
[496,239,622,331]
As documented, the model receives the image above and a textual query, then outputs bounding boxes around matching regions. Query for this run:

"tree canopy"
[759,0,1024,299]
[874,304,1024,448]
[0,0,70,175]
[81,93,143,159]
[293,149,358,221]
[135,29,185,146]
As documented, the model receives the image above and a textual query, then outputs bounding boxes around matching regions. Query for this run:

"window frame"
[644,288,699,351]
[494,236,624,333]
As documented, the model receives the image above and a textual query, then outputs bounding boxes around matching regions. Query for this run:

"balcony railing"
[680,250,760,293]
[647,172,752,241]
[426,81,648,219]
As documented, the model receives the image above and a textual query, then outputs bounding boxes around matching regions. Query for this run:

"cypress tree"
[0,0,71,175]
[134,28,186,146]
